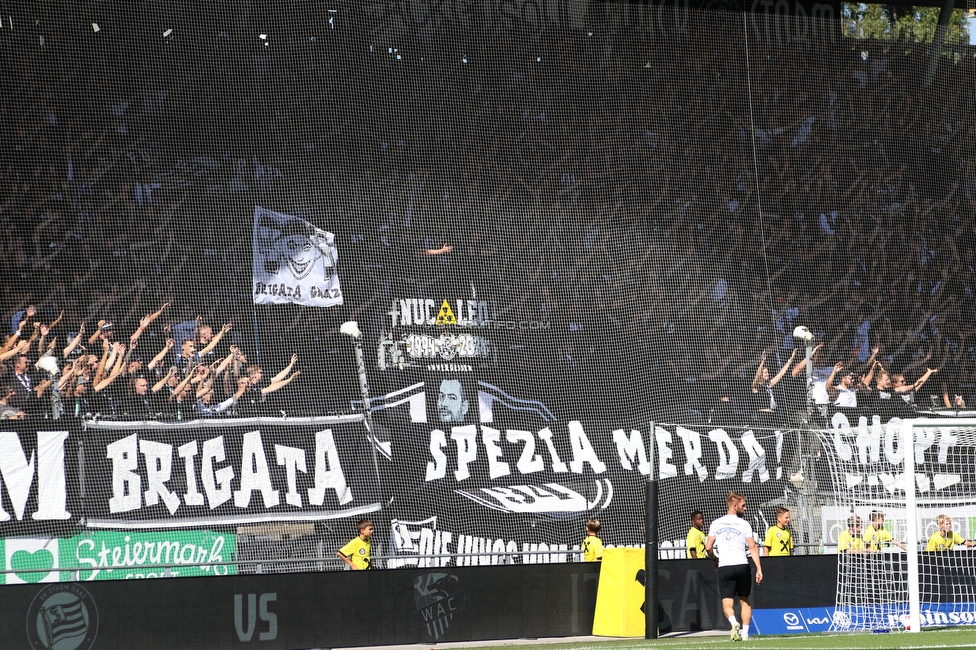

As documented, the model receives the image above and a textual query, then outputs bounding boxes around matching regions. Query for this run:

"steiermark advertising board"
[0,530,235,584]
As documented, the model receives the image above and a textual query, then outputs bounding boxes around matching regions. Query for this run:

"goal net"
[817,418,976,632]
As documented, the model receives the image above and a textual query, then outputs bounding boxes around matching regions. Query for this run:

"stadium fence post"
[903,420,920,633]
[645,421,659,640]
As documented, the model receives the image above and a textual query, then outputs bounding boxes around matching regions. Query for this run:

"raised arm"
[92,341,112,385]
[88,320,109,346]
[213,350,235,377]
[57,364,77,391]
[790,341,822,378]
[861,359,880,389]
[0,329,21,355]
[260,370,300,396]
[751,351,767,391]
[825,362,843,400]
[893,367,938,394]
[36,323,51,357]
[93,356,126,392]
[37,311,64,355]
[131,302,170,347]
[13,305,37,335]
[147,338,176,371]
[271,354,298,384]
[169,369,195,402]
[46,310,64,331]
[857,345,880,375]
[63,323,86,358]
[211,378,249,415]
[198,322,232,357]
[152,366,177,393]
[768,349,798,387]
[103,342,125,376]
[913,368,938,393]
[0,339,31,363]
[421,244,454,256]
[122,337,138,369]
[196,367,216,398]
[25,322,41,350]
[230,347,247,381]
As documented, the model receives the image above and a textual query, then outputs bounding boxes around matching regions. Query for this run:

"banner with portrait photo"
[252,206,343,307]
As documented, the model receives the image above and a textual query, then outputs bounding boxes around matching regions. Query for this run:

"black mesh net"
[0,0,974,582]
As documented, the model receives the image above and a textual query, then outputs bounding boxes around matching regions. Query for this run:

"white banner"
[252,206,342,307]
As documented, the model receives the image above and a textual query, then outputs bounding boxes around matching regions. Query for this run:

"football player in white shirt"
[705,492,764,641]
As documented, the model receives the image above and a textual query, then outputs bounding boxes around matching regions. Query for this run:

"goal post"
[819,417,976,633]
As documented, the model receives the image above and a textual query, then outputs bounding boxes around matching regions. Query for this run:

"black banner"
[374,380,795,563]
[84,416,383,529]
[0,422,81,538]
[1,411,790,546]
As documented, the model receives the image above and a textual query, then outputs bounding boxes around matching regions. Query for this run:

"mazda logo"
[783,612,800,626]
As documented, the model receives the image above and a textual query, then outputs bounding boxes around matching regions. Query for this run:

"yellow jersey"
[582,535,603,562]
[927,530,966,552]
[686,526,706,559]
[837,530,865,552]
[339,536,372,569]
[763,525,794,556]
[864,524,894,552]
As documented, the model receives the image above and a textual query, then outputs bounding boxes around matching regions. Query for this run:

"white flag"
[252,206,343,307]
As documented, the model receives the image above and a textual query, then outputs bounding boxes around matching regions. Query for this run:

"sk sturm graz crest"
[26,583,99,650]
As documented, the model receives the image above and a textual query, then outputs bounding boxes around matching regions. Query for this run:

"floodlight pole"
[344,322,385,566]
[350,334,382,504]
[804,340,814,421]
[645,420,659,640]
[801,337,814,551]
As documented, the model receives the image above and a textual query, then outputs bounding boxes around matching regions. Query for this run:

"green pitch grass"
[501,627,976,650]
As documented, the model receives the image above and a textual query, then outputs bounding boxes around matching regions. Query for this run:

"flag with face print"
[252,206,343,307]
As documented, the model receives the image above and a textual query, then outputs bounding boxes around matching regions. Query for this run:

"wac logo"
[411,572,465,641]
[26,583,98,650]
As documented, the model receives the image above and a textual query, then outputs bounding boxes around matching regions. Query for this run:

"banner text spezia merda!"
[385,415,793,556]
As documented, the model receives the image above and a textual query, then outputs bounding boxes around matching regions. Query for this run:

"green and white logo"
[1,530,236,584]
[4,538,59,585]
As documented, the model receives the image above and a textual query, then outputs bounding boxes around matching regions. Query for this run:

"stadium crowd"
[0,5,973,425]
[0,303,300,420]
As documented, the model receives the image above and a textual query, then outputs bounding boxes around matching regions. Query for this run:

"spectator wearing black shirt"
[750,348,797,427]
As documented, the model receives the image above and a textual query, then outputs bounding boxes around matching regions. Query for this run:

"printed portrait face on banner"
[437,379,469,423]
[274,219,336,281]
